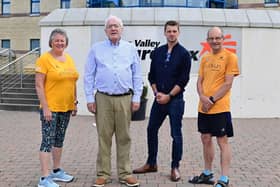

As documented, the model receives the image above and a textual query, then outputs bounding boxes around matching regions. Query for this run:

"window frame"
[30,0,40,15]
[264,0,279,7]
[30,39,40,50]
[61,0,71,9]
[1,39,11,48]
[2,0,11,15]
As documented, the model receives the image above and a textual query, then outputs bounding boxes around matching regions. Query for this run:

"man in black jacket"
[133,20,191,182]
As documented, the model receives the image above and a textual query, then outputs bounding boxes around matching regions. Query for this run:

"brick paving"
[0,110,279,187]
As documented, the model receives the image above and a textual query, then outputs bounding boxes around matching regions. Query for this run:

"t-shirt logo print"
[199,34,237,57]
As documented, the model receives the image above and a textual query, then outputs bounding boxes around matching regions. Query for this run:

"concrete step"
[3,87,37,94]
[2,82,35,88]
[0,73,38,111]
[1,92,38,99]
[0,75,35,84]
[0,103,39,111]
[1,78,35,84]
[0,98,39,105]
[0,73,35,79]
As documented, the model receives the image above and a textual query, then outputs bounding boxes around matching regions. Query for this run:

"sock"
[202,169,212,176]
[219,175,229,183]
[53,168,61,173]
[215,176,229,187]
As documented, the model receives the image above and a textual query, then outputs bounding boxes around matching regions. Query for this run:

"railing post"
[20,59,23,88]
[0,73,2,102]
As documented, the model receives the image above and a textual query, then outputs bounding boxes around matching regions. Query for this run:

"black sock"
[53,168,61,173]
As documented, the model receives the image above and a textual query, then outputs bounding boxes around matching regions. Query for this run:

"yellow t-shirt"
[198,48,240,114]
[35,52,79,112]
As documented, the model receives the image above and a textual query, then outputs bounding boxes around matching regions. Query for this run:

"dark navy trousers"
[146,97,185,169]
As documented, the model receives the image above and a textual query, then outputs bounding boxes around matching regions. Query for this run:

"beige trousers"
[95,92,132,180]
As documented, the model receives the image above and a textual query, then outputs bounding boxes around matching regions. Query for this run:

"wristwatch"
[168,93,174,99]
[209,96,215,103]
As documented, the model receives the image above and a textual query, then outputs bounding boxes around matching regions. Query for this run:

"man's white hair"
[104,15,123,28]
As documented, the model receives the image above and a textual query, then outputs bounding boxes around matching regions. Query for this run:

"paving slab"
[0,111,279,187]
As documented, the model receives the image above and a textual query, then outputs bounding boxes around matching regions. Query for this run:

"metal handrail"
[0,48,9,54]
[0,47,39,71]
[0,47,40,99]
[0,48,13,68]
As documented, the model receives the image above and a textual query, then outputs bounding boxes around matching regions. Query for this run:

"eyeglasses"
[106,24,121,29]
[207,37,223,41]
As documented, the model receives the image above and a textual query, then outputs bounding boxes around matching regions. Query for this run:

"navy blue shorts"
[198,112,234,137]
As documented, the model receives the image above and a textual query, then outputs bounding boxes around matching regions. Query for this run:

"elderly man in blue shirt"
[84,15,142,187]
[133,20,191,182]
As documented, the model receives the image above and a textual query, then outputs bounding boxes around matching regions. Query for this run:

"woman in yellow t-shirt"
[35,28,79,187]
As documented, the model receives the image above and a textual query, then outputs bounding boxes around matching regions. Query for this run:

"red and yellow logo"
[199,34,237,57]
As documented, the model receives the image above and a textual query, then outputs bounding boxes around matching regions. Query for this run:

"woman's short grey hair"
[104,15,123,28]
[48,28,69,48]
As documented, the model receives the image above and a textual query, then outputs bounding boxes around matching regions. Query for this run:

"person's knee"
[147,124,159,135]
[217,136,229,150]
[54,142,64,148]
[40,143,52,152]
[171,135,183,144]
[40,134,55,152]
[201,134,212,145]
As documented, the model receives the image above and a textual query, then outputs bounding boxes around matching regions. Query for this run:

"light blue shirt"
[84,39,143,103]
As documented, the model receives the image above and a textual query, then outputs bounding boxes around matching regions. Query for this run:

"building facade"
[0,0,279,56]
[40,7,280,117]
[0,0,85,55]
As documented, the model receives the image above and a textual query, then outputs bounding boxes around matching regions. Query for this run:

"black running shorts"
[198,112,233,137]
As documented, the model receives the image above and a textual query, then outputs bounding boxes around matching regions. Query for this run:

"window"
[31,0,40,15]
[30,39,40,50]
[187,0,207,7]
[61,0,71,8]
[87,0,101,7]
[265,0,279,3]
[140,0,162,7]
[264,0,279,7]
[2,0,10,15]
[165,0,186,7]
[1,39,10,48]
[87,0,120,7]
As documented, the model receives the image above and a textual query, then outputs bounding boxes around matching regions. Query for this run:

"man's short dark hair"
[164,20,180,31]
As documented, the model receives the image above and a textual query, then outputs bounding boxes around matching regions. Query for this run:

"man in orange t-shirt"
[189,27,239,187]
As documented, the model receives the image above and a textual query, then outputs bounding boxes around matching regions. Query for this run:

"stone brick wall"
[0,0,85,54]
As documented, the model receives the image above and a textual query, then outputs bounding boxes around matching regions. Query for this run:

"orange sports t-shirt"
[198,48,240,114]
[35,52,79,112]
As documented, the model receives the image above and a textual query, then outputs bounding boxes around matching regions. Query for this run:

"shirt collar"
[106,38,121,46]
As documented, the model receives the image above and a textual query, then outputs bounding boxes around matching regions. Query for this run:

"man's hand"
[156,92,170,105]
[131,102,140,112]
[87,102,96,114]
[200,95,214,112]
